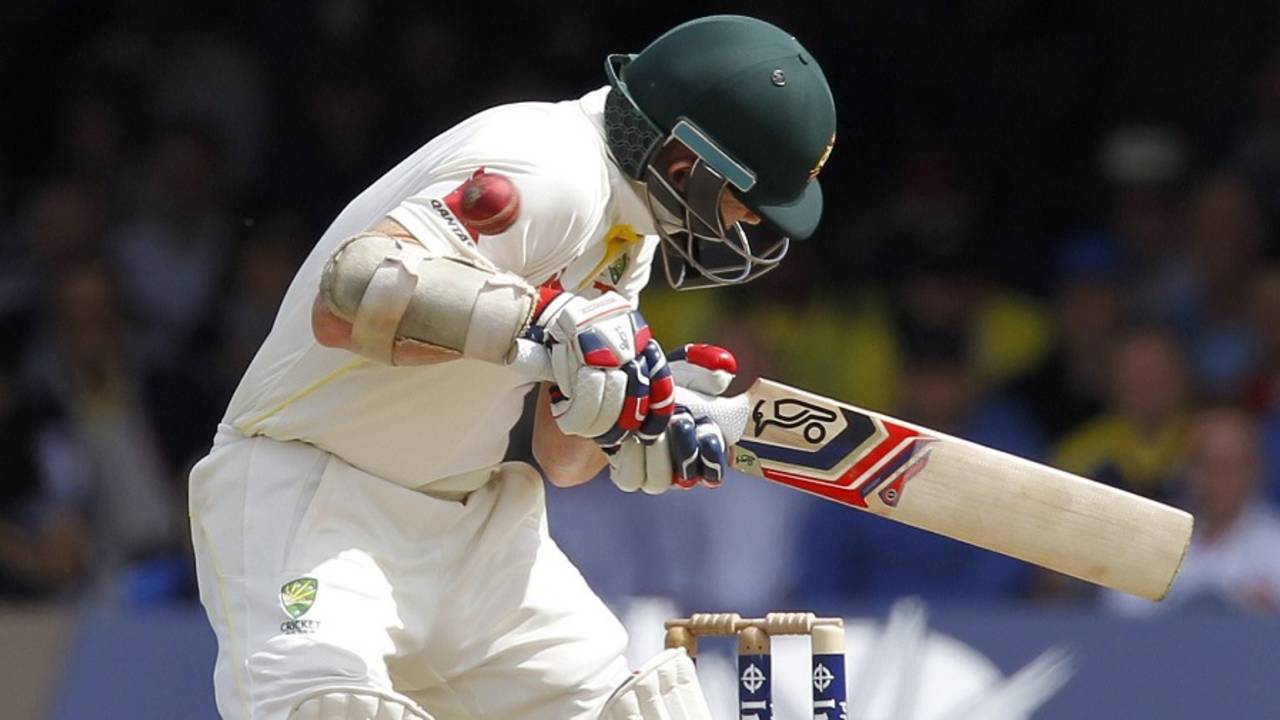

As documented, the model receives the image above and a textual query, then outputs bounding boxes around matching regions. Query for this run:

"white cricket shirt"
[223,87,660,488]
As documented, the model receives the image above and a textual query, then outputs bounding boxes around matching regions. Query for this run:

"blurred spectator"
[897,326,1045,460]
[637,282,732,362]
[56,79,141,206]
[1179,173,1265,398]
[1244,267,1280,504]
[24,263,180,585]
[217,207,308,389]
[1243,267,1280,412]
[752,291,891,409]
[1237,45,1280,226]
[1106,407,1280,616]
[270,57,392,222]
[0,315,91,598]
[1099,126,1195,332]
[825,140,1052,408]
[110,122,234,363]
[744,235,1052,414]
[1099,126,1188,189]
[890,231,1052,399]
[1015,233,1126,436]
[152,25,265,185]
[25,179,105,268]
[1054,327,1192,501]
[0,209,25,319]
[10,179,106,304]
[1110,164,1268,401]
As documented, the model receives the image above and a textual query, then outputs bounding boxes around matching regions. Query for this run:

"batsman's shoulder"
[503,118,613,224]
[421,98,619,278]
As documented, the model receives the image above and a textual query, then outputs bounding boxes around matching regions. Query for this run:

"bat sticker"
[752,398,838,443]
[741,409,933,510]
[875,440,935,507]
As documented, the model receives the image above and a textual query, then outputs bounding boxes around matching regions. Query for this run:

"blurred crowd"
[3,1,1280,619]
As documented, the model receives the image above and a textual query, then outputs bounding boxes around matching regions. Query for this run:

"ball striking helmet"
[604,15,836,289]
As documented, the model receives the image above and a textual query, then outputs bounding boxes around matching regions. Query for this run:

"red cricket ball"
[458,171,521,235]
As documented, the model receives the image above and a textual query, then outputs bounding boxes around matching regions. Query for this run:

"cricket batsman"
[189,15,836,719]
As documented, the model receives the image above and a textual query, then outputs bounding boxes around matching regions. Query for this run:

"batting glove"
[607,343,737,493]
[531,289,674,444]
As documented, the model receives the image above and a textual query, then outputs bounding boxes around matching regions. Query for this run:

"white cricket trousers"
[189,425,630,719]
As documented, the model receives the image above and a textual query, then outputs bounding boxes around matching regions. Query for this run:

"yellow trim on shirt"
[235,357,369,436]
[190,510,252,719]
[576,223,639,291]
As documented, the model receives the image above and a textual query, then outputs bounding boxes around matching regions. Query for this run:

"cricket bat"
[510,342,1193,601]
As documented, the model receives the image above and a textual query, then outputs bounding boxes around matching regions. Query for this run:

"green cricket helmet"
[604,15,836,289]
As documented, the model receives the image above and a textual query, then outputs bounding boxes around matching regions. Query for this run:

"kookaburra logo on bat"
[751,398,838,444]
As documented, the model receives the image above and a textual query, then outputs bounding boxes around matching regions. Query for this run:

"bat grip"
[506,338,750,444]
[670,387,750,446]
[507,338,554,382]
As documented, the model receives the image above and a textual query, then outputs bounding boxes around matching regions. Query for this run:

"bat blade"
[729,378,1193,601]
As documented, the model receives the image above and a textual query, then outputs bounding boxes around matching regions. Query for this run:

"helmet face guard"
[642,136,789,290]
[605,54,789,290]
[603,16,836,287]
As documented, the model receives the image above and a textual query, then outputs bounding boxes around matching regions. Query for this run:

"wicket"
[664,612,848,720]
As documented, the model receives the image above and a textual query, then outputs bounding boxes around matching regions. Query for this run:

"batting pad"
[598,648,713,720]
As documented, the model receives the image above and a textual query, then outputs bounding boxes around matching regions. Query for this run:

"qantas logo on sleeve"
[429,198,477,246]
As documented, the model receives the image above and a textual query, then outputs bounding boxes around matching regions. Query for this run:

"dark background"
[3,1,1280,716]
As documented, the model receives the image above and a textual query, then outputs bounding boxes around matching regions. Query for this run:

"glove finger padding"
[606,442,646,493]
[606,436,675,494]
[641,439,674,495]
[667,411,702,488]
[620,360,652,432]
[668,343,737,396]
[638,340,675,443]
[549,363,629,439]
[693,417,726,487]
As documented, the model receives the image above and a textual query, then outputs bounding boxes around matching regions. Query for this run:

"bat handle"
[507,338,554,383]
[507,338,750,444]
[671,386,750,446]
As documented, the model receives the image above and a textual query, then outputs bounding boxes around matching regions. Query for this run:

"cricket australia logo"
[280,577,320,634]
[607,254,629,285]
[752,398,839,444]
[740,663,767,693]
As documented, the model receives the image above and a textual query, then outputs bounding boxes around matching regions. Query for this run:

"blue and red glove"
[607,343,738,493]
[532,289,674,444]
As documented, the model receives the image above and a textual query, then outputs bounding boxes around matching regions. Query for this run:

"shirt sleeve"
[388,164,609,285]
